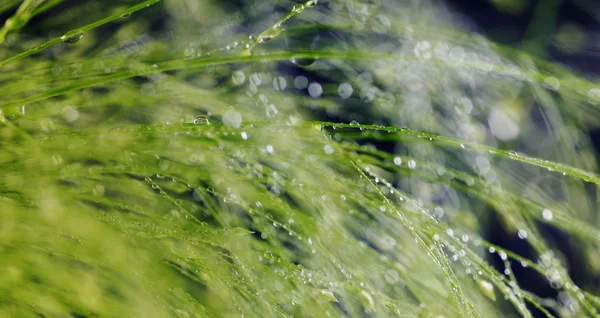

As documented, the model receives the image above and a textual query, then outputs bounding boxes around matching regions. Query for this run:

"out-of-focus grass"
[1,0,600,317]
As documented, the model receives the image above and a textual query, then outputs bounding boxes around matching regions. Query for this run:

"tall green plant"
[0,0,599,317]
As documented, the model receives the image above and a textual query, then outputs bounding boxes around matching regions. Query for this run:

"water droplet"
[265,104,278,118]
[542,208,553,221]
[359,290,375,311]
[587,88,600,104]
[51,154,63,165]
[291,57,316,67]
[120,13,131,18]
[407,160,416,169]
[61,33,83,44]
[232,70,245,85]
[241,131,248,140]
[477,280,496,301]
[360,87,375,103]
[193,116,209,124]
[324,145,334,154]
[266,145,275,154]
[306,0,318,7]
[508,150,518,156]
[222,109,242,128]
[308,82,323,98]
[543,76,560,91]
[294,76,308,89]
[61,105,79,122]
[517,229,528,240]
[259,36,273,44]
[338,82,353,99]
[292,4,305,12]
[456,96,473,114]
[393,157,402,166]
[272,76,287,91]
[414,40,432,60]
[319,289,337,302]
[249,73,262,86]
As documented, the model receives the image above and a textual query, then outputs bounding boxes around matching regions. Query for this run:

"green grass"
[1,0,600,317]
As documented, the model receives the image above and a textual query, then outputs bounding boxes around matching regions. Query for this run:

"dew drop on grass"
[359,290,375,312]
[259,36,273,44]
[414,40,432,59]
[232,70,245,85]
[542,208,553,220]
[120,13,131,18]
[360,87,375,103]
[456,96,473,114]
[517,229,528,240]
[324,145,334,154]
[356,72,372,87]
[193,116,209,124]
[61,105,79,122]
[265,104,278,118]
[61,33,83,44]
[273,76,286,91]
[250,73,262,86]
[51,154,63,165]
[543,76,560,91]
[308,82,323,98]
[222,109,242,128]
[434,206,444,217]
[292,4,305,13]
[306,0,318,7]
[266,145,275,154]
[319,289,337,302]
[393,157,402,166]
[291,57,316,67]
[587,88,600,104]
[294,76,308,89]
[477,280,496,301]
[338,82,353,99]
[407,160,416,169]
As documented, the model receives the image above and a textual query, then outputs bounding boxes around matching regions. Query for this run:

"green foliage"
[1,0,600,317]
